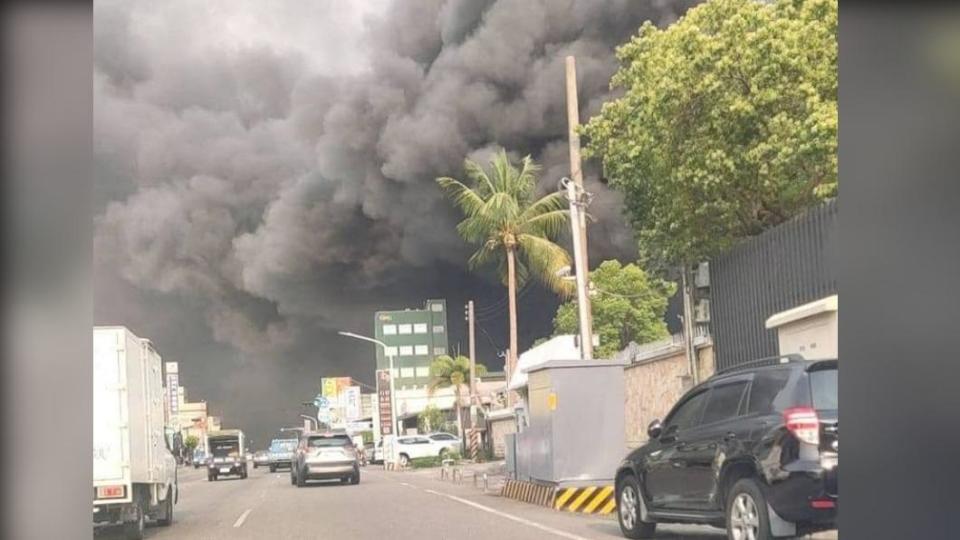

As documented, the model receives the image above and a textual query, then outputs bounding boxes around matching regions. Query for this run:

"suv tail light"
[784,407,820,445]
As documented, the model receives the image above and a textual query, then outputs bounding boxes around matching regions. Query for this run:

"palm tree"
[437,150,573,401]
[428,355,488,443]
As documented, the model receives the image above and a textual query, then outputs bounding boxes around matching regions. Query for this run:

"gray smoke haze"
[93,0,698,442]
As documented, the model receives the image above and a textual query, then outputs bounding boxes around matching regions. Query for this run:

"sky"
[93,0,697,447]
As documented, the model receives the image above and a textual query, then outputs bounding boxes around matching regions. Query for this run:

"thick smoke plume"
[94,0,698,438]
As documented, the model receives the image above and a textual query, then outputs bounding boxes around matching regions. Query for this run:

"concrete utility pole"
[467,301,477,422]
[565,55,594,360]
[681,265,698,387]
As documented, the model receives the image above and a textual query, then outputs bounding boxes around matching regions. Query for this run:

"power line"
[475,320,504,352]
[475,286,533,321]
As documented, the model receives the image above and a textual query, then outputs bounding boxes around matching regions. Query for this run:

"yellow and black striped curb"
[553,485,616,515]
[500,479,555,508]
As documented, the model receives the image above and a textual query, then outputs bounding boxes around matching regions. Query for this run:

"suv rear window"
[701,381,748,425]
[307,436,351,448]
[747,368,794,414]
[809,368,838,410]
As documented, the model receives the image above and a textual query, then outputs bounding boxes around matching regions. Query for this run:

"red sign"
[376,369,393,436]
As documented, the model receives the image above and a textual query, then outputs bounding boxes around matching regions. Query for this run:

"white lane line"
[423,489,591,540]
[232,508,253,528]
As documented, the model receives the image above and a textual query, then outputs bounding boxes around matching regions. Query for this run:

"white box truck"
[205,429,248,480]
[94,326,178,539]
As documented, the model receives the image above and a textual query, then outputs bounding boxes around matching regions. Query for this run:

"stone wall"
[623,343,715,449]
[488,416,516,458]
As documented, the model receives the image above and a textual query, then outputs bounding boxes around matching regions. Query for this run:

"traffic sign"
[313,396,329,408]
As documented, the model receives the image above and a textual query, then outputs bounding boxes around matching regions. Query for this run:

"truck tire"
[122,500,145,540]
[156,488,174,526]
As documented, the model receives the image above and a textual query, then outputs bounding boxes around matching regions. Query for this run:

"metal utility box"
[515,359,626,488]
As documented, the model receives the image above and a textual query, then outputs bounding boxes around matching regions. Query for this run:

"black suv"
[615,355,837,540]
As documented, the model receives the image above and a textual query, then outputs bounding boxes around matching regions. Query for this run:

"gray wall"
[709,199,838,370]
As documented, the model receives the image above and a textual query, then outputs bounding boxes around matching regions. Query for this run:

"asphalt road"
[94,464,836,540]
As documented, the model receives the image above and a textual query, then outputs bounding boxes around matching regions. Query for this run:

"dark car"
[615,355,837,540]
[290,432,360,487]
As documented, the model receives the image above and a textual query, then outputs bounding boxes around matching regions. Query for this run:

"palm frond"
[482,191,521,223]
[437,177,485,217]
[522,209,570,238]
[519,191,568,222]
[468,240,501,271]
[517,233,574,297]
[464,159,496,196]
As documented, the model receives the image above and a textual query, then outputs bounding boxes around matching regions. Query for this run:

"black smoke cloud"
[94,0,698,441]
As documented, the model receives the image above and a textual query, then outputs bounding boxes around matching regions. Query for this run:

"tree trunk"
[506,247,518,408]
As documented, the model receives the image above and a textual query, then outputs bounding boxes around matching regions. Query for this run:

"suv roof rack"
[713,354,807,377]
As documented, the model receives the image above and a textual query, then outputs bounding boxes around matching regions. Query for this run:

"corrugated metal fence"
[709,199,838,370]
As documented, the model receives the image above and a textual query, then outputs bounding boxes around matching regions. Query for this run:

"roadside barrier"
[553,485,616,515]
[500,479,554,508]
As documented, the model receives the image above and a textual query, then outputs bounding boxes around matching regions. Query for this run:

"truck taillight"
[96,485,126,499]
[784,407,820,445]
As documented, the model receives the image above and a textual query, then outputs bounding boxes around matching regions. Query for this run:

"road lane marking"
[233,508,252,528]
[423,489,591,540]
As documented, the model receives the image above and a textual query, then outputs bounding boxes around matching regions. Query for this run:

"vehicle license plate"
[220,467,231,474]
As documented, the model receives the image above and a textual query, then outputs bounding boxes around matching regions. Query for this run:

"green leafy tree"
[184,435,199,452]
[553,260,676,358]
[437,150,573,384]
[417,405,446,434]
[582,0,837,268]
[428,355,488,440]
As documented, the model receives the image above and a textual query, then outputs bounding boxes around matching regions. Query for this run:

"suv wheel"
[617,476,656,539]
[726,479,773,540]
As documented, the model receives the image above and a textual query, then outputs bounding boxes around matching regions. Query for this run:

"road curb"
[499,480,616,516]
[500,479,554,508]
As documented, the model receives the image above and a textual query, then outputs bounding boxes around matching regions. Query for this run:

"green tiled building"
[374,299,449,388]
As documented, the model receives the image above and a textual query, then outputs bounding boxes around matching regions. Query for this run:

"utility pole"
[681,264,698,387]
[467,301,477,421]
[565,55,594,360]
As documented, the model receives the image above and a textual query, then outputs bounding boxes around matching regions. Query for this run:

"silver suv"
[291,432,360,487]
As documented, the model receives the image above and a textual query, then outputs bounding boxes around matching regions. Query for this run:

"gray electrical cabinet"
[514,358,626,488]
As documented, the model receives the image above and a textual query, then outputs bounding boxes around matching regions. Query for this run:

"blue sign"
[313,396,329,408]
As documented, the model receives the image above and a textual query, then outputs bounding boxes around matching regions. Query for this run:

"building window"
[384,346,398,358]
[434,347,446,356]
[398,324,413,335]
[413,323,428,334]
[431,303,443,312]
[399,345,413,356]
[400,367,415,378]
[415,366,430,378]
[433,325,444,334]
[382,324,397,335]
[414,345,428,356]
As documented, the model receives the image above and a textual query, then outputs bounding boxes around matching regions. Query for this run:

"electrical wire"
[475,285,533,321]
[475,321,504,352]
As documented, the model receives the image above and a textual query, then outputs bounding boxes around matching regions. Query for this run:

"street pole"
[387,351,399,438]
[467,301,477,424]
[681,264,698,387]
[338,331,400,464]
[565,55,594,360]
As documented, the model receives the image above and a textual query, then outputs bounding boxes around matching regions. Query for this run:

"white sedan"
[393,434,461,466]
